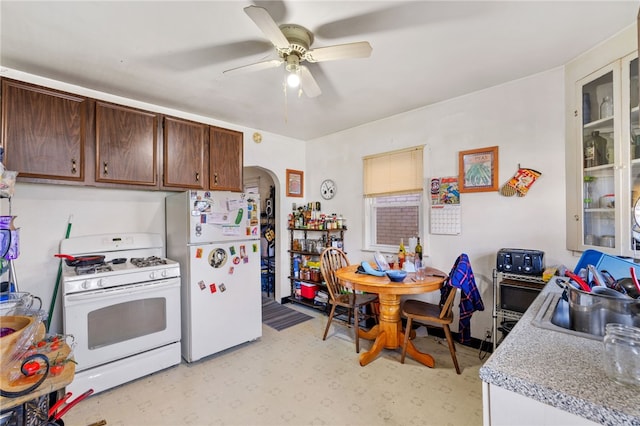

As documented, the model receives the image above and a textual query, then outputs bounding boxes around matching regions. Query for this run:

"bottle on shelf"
[584,131,607,167]
[415,237,423,261]
[599,96,613,119]
[582,92,591,124]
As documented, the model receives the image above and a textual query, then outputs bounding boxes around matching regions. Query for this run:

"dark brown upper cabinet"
[209,126,243,192]
[1,79,87,182]
[95,101,158,187]
[162,116,207,191]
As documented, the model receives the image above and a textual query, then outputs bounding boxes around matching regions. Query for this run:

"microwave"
[499,279,544,313]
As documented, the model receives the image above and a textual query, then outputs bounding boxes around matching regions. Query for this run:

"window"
[367,193,421,248]
[363,146,424,252]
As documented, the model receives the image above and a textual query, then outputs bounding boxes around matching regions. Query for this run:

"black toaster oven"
[496,248,544,275]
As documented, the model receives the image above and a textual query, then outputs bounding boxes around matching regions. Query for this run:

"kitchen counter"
[479,282,640,425]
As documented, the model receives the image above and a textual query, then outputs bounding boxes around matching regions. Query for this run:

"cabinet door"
[95,101,158,186]
[624,54,639,255]
[162,116,207,190]
[1,79,86,182]
[209,126,243,192]
[577,62,620,253]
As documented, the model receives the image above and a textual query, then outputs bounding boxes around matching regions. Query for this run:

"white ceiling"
[1,1,638,141]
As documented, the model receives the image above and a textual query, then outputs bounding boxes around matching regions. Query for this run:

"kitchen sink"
[531,292,602,341]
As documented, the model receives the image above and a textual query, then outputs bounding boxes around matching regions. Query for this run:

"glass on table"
[386,255,397,270]
[415,263,426,281]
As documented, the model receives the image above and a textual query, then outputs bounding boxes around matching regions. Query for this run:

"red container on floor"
[300,283,317,299]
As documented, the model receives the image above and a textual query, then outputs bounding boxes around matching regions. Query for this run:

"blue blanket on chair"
[441,253,484,344]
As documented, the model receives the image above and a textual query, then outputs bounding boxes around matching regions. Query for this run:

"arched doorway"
[244,166,277,300]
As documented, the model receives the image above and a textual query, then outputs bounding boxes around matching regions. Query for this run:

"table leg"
[358,293,401,365]
[359,331,386,366]
[399,331,435,367]
[357,325,378,341]
[356,293,436,368]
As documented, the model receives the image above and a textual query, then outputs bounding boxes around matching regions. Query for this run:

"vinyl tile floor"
[64,302,486,426]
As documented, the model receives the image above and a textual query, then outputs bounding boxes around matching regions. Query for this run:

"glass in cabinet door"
[581,69,616,249]
[629,57,640,251]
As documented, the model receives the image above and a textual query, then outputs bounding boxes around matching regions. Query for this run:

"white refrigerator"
[166,190,262,362]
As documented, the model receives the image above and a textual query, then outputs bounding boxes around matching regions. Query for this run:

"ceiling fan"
[223,5,373,98]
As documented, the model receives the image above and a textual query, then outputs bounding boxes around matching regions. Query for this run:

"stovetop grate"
[75,264,113,275]
[130,256,167,268]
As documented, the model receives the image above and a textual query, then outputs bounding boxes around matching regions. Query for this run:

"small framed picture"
[286,169,304,197]
[458,146,499,193]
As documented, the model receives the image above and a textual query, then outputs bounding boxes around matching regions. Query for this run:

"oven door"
[63,278,181,372]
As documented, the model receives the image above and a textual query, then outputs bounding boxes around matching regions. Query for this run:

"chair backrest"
[440,284,458,320]
[319,247,350,301]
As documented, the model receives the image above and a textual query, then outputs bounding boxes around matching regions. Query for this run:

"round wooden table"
[335,264,446,367]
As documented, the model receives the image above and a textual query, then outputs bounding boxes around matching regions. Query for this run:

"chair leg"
[400,317,413,364]
[443,324,461,374]
[323,303,338,341]
[354,305,360,353]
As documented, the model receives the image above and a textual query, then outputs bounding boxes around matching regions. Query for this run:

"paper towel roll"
[408,237,417,253]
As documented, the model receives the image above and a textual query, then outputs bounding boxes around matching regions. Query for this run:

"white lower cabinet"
[482,382,599,426]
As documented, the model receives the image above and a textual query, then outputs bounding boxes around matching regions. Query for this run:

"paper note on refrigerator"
[222,226,242,236]
[208,212,231,224]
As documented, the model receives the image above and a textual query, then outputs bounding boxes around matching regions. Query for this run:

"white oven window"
[88,298,167,349]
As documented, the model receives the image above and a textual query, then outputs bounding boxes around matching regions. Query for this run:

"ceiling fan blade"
[244,5,289,50]
[305,41,372,63]
[223,59,283,75]
[299,66,321,98]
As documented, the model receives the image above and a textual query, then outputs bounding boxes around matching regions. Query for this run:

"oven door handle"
[65,279,179,302]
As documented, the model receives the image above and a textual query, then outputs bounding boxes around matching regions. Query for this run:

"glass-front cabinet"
[575,53,639,256]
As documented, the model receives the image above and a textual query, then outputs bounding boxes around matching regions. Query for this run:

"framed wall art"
[286,169,304,197]
[458,146,499,193]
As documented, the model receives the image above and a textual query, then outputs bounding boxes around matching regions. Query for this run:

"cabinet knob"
[103,161,108,176]
[574,110,578,117]
[214,173,219,185]
[574,215,579,221]
[195,172,200,182]
[71,158,77,175]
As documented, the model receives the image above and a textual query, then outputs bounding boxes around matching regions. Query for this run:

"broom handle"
[46,215,73,332]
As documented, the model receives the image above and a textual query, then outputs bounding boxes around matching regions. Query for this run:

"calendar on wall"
[429,177,461,235]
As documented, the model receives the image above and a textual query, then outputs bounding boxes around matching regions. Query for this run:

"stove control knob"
[161,270,168,278]
[81,280,91,290]
[149,271,157,280]
[97,279,105,288]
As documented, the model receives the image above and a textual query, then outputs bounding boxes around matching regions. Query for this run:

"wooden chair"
[400,284,461,374]
[320,248,378,353]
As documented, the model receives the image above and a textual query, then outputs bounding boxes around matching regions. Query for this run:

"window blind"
[363,146,424,196]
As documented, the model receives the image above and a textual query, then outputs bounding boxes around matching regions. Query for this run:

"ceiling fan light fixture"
[286,70,300,88]
[285,54,301,88]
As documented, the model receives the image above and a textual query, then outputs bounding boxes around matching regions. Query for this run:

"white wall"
[306,67,579,339]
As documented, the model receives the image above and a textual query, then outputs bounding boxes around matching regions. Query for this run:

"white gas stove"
[60,233,182,396]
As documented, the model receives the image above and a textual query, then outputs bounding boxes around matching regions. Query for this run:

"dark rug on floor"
[262,297,313,331]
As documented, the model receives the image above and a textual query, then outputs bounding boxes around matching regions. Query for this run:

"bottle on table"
[398,238,406,269]
[415,237,423,261]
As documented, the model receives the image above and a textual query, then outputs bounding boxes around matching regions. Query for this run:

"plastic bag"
[0,312,56,398]
[0,170,17,198]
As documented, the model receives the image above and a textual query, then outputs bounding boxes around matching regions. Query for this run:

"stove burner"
[75,263,113,275]
[130,256,167,268]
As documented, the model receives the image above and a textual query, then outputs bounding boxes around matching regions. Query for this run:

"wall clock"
[320,179,336,200]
